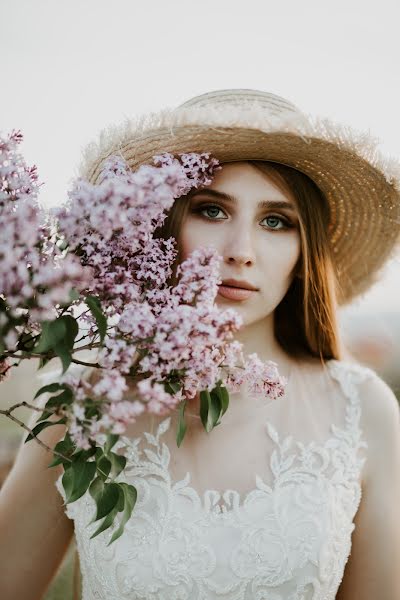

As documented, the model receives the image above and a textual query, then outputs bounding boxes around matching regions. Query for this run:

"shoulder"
[329,358,399,421]
[356,365,399,430]
[357,365,399,487]
[332,363,400,597]
[330,359,400,486]
[327,358,399,426]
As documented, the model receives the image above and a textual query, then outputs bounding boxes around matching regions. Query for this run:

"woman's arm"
[336,373,400,599]
[0,406,74,600]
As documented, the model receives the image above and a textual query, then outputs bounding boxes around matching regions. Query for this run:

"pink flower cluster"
[51,151,221,317]
[52,151,251,445]
[51,151,287,447]
[0,130,92,349]
[1,134,288,450]
[100,245,245,399]
[226,353,287,397]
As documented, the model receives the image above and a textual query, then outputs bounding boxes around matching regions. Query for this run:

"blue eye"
[264,216,287,230]
[192,203,293,231]
[202,205,221,219]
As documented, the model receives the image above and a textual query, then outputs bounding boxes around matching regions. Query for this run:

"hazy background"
[1,0,399,442]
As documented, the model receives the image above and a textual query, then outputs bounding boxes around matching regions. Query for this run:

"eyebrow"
[190,189,297,213]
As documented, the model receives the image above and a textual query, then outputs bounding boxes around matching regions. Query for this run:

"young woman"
[1,89,399,600]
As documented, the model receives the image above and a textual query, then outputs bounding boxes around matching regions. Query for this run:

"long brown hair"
[153,159,346,363]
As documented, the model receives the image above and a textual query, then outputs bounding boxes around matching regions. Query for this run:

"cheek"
[178,218,219,261]
[263,233,301,272]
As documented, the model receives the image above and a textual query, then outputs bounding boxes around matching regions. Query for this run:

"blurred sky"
[1,0,399,314]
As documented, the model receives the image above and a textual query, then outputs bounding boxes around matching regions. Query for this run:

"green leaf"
[33,382,66,400]
[33,319,66,354]
[107,482,137,546]
[71,446,97,464]
[200,389,214,433]
[38,355,52,369]
[44,388,73,410]
[85,404,101,421]
[36,409,56,424]
[47,454,64,468]
[46,434,75,468]
[109,452,127,478]
[116,485,125,511]
[24,417,67,443]
[65,458,97,503]
[104,433,119,455]
[85,295,107,343]
[88,476,104,503]
[176,399,187,447]
[68,287,80,302]
[215,381,229,416]
[89,504,119,539]
[92,482,121,522]
[60,315,79,349]
[165,381,182,395]
[96,455,112,481]
[81,446,97,460]
[53,340,72,374]
[62,465,75,502]
[35,389,73,424]
[209,390,222,427]
[33,316,78,374]
[17,332,37,352]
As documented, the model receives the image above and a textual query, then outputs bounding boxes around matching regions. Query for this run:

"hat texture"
[77,88,400,306]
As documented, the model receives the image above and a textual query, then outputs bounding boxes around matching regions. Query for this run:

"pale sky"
[2,0,399,314]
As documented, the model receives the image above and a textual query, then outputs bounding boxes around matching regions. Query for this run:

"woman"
[1,88,399,599]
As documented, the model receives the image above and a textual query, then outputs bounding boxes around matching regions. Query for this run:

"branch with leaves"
[0,130,288,545]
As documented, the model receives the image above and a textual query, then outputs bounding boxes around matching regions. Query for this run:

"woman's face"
[178,161,301,327]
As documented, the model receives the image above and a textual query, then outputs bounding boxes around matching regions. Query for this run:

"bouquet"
[0,129,288,545]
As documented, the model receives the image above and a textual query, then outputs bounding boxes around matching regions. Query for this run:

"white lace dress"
[52,358,377,599]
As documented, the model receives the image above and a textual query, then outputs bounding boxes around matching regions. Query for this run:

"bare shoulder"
[356,366,399,425]
[334,362,400,598]
[355,366,400,486]
[310,357,400,485]
[333,359,399,434]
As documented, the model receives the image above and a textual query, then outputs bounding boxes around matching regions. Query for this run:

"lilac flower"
[50,153,204,314]
[226,353,287,399]
[0,130,92,347]
[136,378,184,416]
[1,138,287,452]
[91,368,129,402]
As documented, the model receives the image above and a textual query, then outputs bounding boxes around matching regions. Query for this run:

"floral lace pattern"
[55,359,376,599]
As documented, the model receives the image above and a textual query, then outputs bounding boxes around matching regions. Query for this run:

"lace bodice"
[53,358,377,599]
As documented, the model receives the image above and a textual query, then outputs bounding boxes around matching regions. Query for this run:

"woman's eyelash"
[191,203,294,230]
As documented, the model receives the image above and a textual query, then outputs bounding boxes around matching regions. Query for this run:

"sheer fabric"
[51,358,377,599]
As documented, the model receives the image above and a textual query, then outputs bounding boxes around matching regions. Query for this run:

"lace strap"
[327,359,376,461]
[328,359,377,410]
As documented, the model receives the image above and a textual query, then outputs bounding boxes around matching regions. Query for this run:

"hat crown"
[177,88,303,119]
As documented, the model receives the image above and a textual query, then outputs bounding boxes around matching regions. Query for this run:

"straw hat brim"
[76,101,400,306]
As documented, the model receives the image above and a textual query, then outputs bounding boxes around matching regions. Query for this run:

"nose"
[223,225,256,266]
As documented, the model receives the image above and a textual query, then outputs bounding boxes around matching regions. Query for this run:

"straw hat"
[77,88,400,306]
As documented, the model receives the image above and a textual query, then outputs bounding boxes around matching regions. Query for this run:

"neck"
[229,312,296,378]
[182,314,299,422]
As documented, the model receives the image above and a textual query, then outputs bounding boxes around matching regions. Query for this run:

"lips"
[220,278,259,291]
[217,285,256,301]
